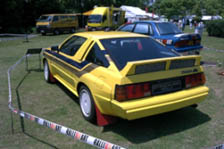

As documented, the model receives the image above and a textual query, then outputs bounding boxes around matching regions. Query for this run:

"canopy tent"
[120,5,158,22]
[145,13,159,19]
[202,15,222,21]
[120,5,147,18]
[83,10,93,16]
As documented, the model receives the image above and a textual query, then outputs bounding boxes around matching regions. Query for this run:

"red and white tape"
[7,54,126,149]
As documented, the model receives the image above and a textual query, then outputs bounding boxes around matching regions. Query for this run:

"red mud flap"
[50,73,56,83]
[95,105,118,126]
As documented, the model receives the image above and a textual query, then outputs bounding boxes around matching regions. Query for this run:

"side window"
[148,24,154,35]
[70,16,76,21]
[60,36,86,56]
[60,16,68,21]
[86,44,109,67]
[119,24,135,32]
[53,16,59,22]
[134,23,149,34]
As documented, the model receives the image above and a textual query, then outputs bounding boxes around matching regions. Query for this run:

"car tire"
[191,104,198,108]
[53,29,60,35]
[41,32,46,36]
[79,86,96,122]
[44,60,54,83]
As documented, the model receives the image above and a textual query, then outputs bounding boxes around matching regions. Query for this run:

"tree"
[153,0,224,19]
[203,0,224,17]
[153,0,196,19]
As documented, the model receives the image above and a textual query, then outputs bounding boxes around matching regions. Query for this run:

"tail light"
[162,39,172,45]
[162,39,167,45]
[195,39,201,45]
[185,73,206,88]
[175,40,188,48]
[115,82,151,102]
[175,39,201,48]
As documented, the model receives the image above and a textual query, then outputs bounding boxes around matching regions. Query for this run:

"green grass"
[1,31,224,149]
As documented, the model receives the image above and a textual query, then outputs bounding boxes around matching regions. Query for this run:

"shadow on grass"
[53,78,211,144]
[54,78,211,144]
[56,82,79,104]
[15,70,58,148]
[103,107,211,144]
[23,132,58,149]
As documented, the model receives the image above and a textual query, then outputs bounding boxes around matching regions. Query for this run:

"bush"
[206,20,224,37]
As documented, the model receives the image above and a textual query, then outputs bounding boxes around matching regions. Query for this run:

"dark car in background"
[118,21,203,55]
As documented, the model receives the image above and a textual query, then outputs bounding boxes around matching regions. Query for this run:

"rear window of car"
[156,22,182,35]
[100,37,179,70]
[119,24,135,32]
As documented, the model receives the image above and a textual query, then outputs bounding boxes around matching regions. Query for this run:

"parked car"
[118,21,203,55]
[43,31,209,126]
[36,14,79,35]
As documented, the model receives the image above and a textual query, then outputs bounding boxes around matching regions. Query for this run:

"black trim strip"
[44,51,98,77]
[45,50,89,69]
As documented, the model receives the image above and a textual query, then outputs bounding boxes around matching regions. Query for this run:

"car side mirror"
[51,45,59,52]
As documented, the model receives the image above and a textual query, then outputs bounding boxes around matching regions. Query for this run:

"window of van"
[53,16,59,22]
[61,16,68,20]
[70,16,77,20]
[38,16,53,22]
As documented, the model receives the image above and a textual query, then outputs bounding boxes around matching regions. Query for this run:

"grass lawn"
[0,30,224,149]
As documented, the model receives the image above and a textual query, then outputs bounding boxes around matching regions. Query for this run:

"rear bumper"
[111,86,209,120]
[174,45,203,53]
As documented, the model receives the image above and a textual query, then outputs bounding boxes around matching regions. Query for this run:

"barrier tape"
[7,54,126,149]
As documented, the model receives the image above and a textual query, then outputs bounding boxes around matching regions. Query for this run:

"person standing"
[198,21,204,36]
[194,21,198,34]
[178,19,182,30]
[182,17,186,31]
[189,19,192,29]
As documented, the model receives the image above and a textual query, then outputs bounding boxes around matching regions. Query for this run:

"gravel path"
[204,47,224,53]
[0,34,38,42]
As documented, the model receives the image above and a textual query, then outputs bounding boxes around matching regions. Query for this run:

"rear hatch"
[114,55,203,100]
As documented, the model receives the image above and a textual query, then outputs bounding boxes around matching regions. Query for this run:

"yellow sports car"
[43,31,209,126]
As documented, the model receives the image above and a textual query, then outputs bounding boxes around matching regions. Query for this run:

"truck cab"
[87,7,125,31]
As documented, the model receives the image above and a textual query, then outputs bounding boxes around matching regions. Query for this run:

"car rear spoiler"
[120,55,201,76]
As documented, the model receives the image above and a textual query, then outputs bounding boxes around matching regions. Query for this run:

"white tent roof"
[202,15,222,20]
[146,13,159,19]
[120,5,159,19]
[120,5,147,18]
[202,16,212,21]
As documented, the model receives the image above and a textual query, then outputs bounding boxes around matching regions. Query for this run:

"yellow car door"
[50,36,88,92]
